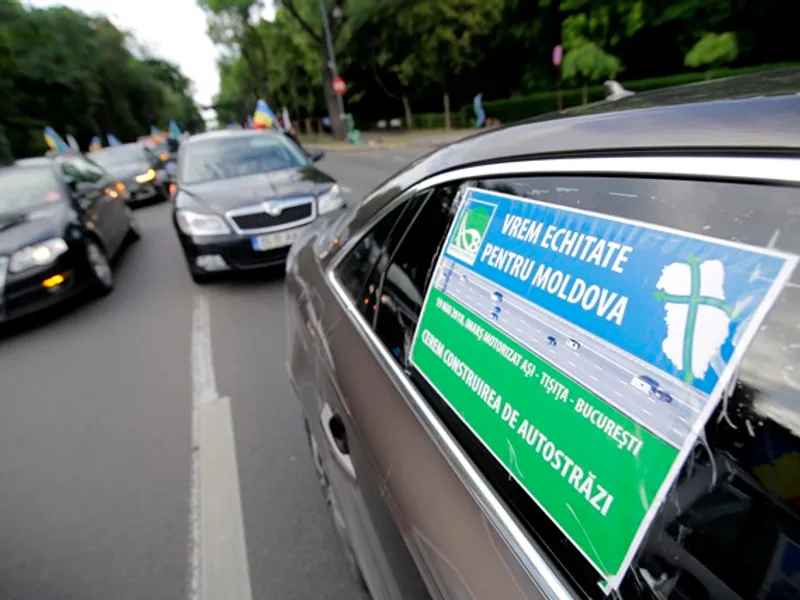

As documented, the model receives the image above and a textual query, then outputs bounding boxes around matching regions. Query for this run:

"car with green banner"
[284,71,800,600]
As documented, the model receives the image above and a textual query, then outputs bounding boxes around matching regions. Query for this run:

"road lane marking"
[191,296,253,600]
[341,186,352,194]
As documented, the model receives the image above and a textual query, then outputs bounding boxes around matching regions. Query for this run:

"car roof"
[13,156,54,167]
[186,128,281,144]
[418,68,800,172]
[93,143,142,151]
[345,69,800,232]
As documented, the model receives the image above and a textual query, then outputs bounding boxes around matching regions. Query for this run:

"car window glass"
[399,174,800,600]
[335,192,427,321]
[61,157,104,184]
[0,166,64,213]
[374,185,461,364]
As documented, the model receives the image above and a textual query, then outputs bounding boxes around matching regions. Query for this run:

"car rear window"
[91,145,148,167]
[0,166,63,213]
[180,134,308,185]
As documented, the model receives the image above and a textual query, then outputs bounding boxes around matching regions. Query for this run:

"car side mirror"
[308,149,325,162]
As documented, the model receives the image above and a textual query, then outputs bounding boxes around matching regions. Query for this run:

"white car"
[566,338,580,350]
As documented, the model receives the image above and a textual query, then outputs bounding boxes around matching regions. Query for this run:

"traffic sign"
[552,44,563,67]
[333,76,346,96]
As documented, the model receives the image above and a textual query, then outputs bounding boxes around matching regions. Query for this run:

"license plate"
[251,227,306,251]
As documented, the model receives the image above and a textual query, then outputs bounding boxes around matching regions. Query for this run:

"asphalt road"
[437,259,703,448]
[0,145,432,600]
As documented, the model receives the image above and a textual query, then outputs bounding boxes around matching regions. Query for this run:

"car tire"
[85,238,114,296]
[125,207,141,243]
[303,419,369,592]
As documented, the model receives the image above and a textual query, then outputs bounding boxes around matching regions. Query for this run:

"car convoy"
[0,128,340,321]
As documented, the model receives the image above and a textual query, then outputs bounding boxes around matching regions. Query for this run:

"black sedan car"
[90,142,169,205]
[0,154,138,324]
[172,128,343,283]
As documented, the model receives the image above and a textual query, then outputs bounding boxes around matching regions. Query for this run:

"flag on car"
[151,126,165,144]
[107,133,122,147]
[43,127,69,152]
[169,120,182,139]
[253,99,277,129]
[88,136,103,152]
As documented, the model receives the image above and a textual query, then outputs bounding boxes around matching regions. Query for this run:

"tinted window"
[91,144,148,168]
[451,175,800,600]
[0,166,64,213]
[181,134,307,184]
[374,186,460,364]
[61,157,104,184]
[336,193,426,321]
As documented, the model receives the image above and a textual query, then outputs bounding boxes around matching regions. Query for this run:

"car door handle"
[320,403,356,480]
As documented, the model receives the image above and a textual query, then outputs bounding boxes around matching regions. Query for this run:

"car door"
[62,156,127,254]
[291,194,435,600]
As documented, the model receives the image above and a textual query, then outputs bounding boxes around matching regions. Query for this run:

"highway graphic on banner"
[409,187,798,591]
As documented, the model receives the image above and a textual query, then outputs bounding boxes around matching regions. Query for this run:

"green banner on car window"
[409,187,797,591]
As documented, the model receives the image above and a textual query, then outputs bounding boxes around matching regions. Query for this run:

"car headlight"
[9,238,69,273]
[176,210,231,236]
[317,184,344,215]
[135,169,156,184]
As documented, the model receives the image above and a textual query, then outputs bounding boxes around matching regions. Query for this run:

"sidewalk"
[301,128,479,151]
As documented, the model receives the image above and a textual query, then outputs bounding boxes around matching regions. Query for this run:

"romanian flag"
[169,120,182,139]
[43,127,69,152]
[150,126,165,144]
[107,133,122,147]
[253,99,277,129]
[89,136,103,152]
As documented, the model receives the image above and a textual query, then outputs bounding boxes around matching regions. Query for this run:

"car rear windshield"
[0,166,63,214]
[91,145,147,167]
[181,134,308,185]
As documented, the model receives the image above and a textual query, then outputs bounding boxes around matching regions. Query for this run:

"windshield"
[0,166,63,214]
[91,145,149,168]
[181,134,308,185]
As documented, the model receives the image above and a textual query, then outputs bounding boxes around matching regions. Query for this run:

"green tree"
[685,32,739,79]
[553,0,644,104]
[0,3,200,158]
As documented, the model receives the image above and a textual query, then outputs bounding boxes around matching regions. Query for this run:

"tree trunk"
[402,94,413,129]
[322,64,345,140]
[443,92,451,130]
[581,82,588,105]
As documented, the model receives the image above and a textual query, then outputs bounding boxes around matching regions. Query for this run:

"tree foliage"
[212,0,797,127]
[0,0,202,160]
[685,32,739,71]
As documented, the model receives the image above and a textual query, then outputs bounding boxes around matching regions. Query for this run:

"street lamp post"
[319,0,346,135]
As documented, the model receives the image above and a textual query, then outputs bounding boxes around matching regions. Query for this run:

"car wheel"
[125,207,141,243]
[86,238,114,295]
[303,419,368,591]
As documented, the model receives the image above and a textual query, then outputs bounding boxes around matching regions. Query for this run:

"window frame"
[324,154,800,600]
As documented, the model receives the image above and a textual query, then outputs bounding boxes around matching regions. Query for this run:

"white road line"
[191,296,253,600]
[341,186,353,194]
